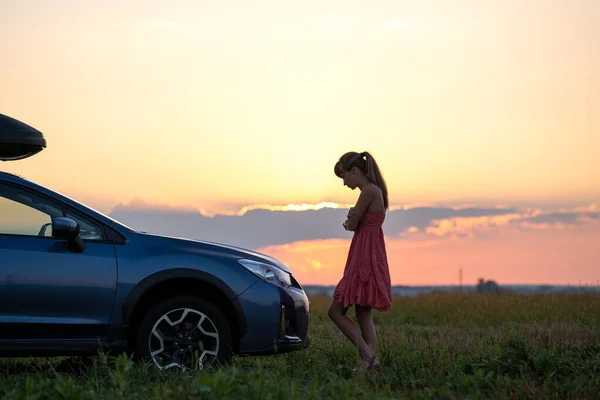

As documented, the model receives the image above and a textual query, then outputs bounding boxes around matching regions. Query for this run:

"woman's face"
[341,167,360,190]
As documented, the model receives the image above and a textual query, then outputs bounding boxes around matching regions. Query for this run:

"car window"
[64,210,103,240]
[0,194,53,236]
[0,183,103,240]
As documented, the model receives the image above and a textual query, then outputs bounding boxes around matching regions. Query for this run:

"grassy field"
[1,293,600,399]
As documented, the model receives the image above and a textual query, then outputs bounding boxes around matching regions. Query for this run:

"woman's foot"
[352,359,369,372]
[367,357,381,372]
[353,355,381,373]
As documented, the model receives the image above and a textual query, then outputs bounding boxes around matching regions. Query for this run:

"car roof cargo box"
[0,113,47,161]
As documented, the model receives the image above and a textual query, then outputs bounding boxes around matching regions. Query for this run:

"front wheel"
[134,295,232,371]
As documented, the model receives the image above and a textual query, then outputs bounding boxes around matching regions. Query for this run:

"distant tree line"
[476,278,501,294]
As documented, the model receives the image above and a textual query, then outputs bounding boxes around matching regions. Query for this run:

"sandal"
[353,355,381,373]
[367,357,382,372]
[352,359,369,372]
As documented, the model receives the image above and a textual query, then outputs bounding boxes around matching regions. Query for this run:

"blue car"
[0,114,310,370]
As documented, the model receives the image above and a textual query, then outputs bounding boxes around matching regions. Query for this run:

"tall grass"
[1,293,599,399]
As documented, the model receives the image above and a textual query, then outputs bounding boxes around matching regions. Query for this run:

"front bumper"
[234,279,310,355]
[275,285,310,353]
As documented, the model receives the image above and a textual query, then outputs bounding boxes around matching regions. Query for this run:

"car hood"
[139,231,293,274]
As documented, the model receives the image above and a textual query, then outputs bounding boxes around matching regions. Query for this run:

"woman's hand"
[347,207,356,219]
[344,208,356,230]
[343,185,377,231]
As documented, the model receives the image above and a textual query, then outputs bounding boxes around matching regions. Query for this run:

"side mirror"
[52,217,86,253]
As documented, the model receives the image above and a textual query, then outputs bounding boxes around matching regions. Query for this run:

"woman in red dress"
[328,151,392,372]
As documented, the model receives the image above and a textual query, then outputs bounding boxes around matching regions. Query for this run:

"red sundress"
[333,212,393,312]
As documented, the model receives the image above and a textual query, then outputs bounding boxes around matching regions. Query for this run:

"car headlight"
[238,259,292,288]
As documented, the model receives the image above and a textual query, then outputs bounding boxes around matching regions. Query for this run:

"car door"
[0,182,117,340]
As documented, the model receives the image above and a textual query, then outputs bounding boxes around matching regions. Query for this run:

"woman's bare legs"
[355,305,377,355]
[328,299,375,362]
[355,304,381,370]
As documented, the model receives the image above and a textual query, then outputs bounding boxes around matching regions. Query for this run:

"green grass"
[2,293,600,399]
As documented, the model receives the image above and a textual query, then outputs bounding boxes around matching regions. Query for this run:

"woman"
[328,151,393,372]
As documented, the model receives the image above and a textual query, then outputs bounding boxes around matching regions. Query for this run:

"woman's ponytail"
[362,152,377,183]
[362,152,389,210]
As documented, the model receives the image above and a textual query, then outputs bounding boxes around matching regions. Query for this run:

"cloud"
[117,197,198,212]
[110,205,355,249]
[108,200,599,250]
[236,202,354,216]
[305,258,330,271]
[425,213,525,238]
[517,211,599,225]
[506,210,599,232]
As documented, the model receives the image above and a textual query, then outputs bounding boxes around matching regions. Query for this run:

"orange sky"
[1,0,598,285]
[256,210,600,286]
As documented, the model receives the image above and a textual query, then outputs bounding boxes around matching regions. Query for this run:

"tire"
[134,295,232,371]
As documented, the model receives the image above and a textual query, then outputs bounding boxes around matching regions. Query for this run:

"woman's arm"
[343,185,376,231]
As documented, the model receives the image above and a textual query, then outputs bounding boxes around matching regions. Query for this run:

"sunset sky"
[1,0,598,286]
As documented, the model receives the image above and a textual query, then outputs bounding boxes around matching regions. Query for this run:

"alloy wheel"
[148,307,220,370]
